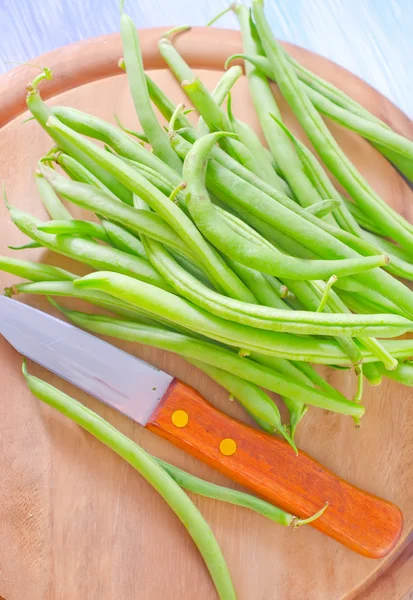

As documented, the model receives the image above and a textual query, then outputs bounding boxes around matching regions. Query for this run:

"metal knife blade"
[0,296,173,425]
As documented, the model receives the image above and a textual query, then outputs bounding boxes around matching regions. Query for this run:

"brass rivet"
[219,438,237,456]
[171,409,189,428]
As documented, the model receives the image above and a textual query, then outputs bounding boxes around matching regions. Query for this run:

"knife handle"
[147,379,403,558]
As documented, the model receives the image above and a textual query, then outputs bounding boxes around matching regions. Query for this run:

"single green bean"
[120,9,182,171]
[100,219,146,259]
[35,172,73,220]
[155,457,326,526]
[0,255,76,282]
[22,361,236,600]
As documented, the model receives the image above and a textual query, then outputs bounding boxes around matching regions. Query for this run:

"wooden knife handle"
[147,379,403,558]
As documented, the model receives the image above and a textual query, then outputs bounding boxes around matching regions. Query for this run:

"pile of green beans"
[2,2,413,592]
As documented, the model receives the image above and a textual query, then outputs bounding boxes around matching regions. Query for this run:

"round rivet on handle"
[219,438,237,456]
[171,409,189,428]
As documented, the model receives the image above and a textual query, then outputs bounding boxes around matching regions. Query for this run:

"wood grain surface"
[0,28,412,600]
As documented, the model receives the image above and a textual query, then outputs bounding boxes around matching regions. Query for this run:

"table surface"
[1,1,412,599]
[0,0,412,118]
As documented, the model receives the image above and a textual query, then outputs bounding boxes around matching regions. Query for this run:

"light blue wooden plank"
[0,0,411,116]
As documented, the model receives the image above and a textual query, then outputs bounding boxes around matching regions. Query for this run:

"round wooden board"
[0,28,412,600]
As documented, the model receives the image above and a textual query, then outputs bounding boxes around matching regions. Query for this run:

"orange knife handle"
[147,379,403,558]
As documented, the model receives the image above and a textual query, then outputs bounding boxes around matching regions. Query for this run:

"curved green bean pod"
[55,306,361,419]
[0,255,76,282]
[225,259,288,310]
[45,115,256,302]
[182,132,388,279]
[6,203,170,291]
[22,362,236,600]
[35,172,73,220]
[27,78,133,206]
[120,10,182,171]
[252,0,413,252]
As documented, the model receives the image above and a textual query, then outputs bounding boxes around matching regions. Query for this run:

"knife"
[0,296,402,557]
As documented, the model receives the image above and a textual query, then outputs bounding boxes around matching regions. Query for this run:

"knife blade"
[0,296,403,558]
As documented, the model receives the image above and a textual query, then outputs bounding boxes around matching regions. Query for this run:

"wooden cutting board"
[0,27,412,600]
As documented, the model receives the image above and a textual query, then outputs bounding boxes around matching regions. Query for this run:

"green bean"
[155,457,327,526]
[337,289,409,319]
[22,361,236,600]
[171,131,413,319]
[38,219,111,243]
[362,363,382,386]
[100,219,146,258]
[376,361,413,386]
[45,115,256,302]
[120,9,182,171]
[145,74,191,129]
[27,75,133,206]
[197,66,243,136]
[114,114,148,143]
[8,241,42,251]
[0,255,76,282]
[252,0,413,252]
[55,306,361,420]
[6,202,171,291]
[342,201,385,236]
[35,172,73,220]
